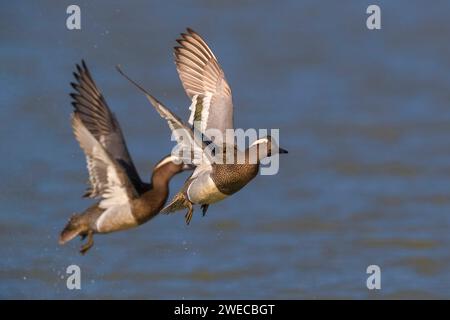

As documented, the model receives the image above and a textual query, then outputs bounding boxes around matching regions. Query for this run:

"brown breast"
[211,163,259,195]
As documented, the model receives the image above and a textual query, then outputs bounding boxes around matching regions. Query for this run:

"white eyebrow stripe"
[250,137,269,147]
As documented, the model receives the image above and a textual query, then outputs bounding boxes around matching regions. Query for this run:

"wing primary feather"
[69,61,144,194]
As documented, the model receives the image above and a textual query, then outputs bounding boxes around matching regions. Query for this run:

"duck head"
[249,135,288,162]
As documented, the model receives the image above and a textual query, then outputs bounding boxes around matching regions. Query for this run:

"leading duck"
[118,28,288,225]
[59,61,190,254]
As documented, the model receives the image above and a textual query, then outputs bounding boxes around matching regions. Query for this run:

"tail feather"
[162,193,188,214]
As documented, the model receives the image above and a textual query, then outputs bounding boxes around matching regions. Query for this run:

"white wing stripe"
[188,95,198,125]
[188,93,213,133]
[201,93,212,133]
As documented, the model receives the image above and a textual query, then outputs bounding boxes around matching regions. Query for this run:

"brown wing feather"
[174,28,231,98]
[70,60,144,195]
[174,29,234,139]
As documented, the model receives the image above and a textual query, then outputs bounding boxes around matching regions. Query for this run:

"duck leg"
[79,230,94,255]
[201,204,209,217]
[184,202,194,225]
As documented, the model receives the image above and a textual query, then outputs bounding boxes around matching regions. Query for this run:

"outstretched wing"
[70,60,144,195]
[174,28,234,141]
[116,66,215,168]
[72,114,138,227]
[144,92,214,168]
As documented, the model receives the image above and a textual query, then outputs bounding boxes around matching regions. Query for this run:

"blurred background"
[1,0,450,299]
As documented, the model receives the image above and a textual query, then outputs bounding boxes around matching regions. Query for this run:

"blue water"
[1,0,450,299]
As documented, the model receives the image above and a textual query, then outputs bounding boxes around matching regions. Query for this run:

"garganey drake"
[59,61,189,254]
[117,28,288,225]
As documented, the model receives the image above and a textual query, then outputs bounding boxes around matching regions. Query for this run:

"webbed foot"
[201,204,209,217]
[184,202,194,225]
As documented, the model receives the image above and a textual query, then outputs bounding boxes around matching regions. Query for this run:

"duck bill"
[279,147,288,154]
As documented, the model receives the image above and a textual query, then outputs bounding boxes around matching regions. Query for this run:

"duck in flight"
[59,61,190,254]
[117,28,288,225]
